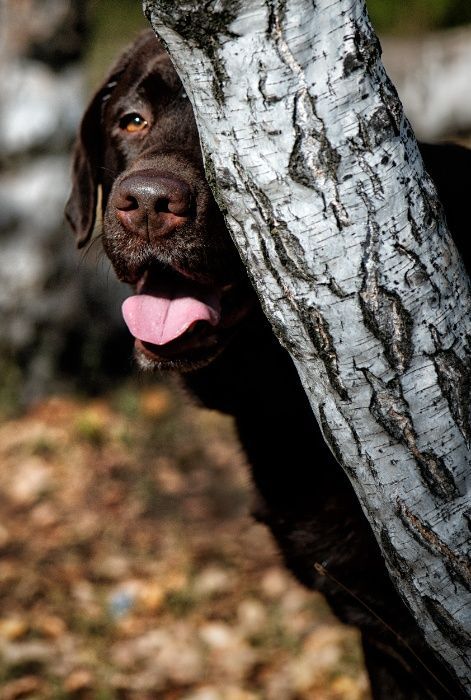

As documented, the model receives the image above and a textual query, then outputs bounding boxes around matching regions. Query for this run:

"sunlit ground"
[0,380,369,699]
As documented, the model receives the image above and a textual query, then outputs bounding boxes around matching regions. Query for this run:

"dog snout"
[113,170,193,240]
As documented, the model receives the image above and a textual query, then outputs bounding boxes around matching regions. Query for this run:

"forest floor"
[0,379,370,700]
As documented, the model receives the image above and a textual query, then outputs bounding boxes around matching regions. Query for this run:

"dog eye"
[119,113,149,133]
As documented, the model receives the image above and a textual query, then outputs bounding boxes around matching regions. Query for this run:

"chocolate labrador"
[66,29,470,699]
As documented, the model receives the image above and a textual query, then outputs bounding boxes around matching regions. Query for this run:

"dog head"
[66,29,256,371]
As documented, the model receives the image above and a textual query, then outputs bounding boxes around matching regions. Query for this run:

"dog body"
[66,30,470,699]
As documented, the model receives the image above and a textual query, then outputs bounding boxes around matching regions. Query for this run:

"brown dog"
[66,29,469,699]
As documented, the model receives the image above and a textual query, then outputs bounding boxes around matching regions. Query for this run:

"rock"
[260,568,289,599]
[138,581,165,613]
[199,623,235,650]
[30,503,59,528]
[330,674,368,700]
[237,599,267,636]
[6,457,52,506]
[288,626,347,691]
[1,675,43,700]
[1,640,53,666]
[158,641,204,685]
[112,625,204,686]
[193,566,231,597]
[94,555,130,581]
[181,688,221,700]
[199,623,257,680]
[63,669,94,693]
[108,582,139,619]
[35,614,66,639]
[0,617,28,641]
[155,458,185,495]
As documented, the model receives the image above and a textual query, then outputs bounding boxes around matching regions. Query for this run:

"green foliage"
[74,410,106,447]
[367,0,471,34]
[86,0,147,89]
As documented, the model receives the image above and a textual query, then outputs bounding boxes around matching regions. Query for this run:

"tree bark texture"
[144,0,471,691]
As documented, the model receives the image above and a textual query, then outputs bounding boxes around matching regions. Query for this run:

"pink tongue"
[122,281,221,346]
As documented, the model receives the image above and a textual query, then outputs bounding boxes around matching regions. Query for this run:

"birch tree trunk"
[144,0,471,692]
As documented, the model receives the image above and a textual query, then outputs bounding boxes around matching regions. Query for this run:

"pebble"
[199,622,235,649]
[6,457,52,506]
[237,599,267,635]
[260,568,289,599]
[193,566,231,597]
[0,617,28,641]
[63,669,94,692]
[1,675,42,700]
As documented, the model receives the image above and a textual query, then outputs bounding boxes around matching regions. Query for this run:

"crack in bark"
[349,118,387,200]
[364,370,458,501]
[267,0,348,230]
[356,113,372,152]
[203,150,231,209]
[350,114,386,198]
[380,527,411,580]
[377,79,402,138]
[343,24,382,78]
[268,309,301,357]
[364,451,379,480]
[300,304,350,402]
[288,90,340,187]
[397,500,471,590]
[258,66,283,106]
[144,0,240,105]
[267,0,304,78]
[359,151,384,196]
[395,243,442,306]
[328,277,351,299]
[228,157,306,357]
[423,596,471,649]
[429,325,471,447]
[266,0,287,38]
[287,89,349,231]
[405,171,447,249]
[359,212,413,374]
[406,204,424,245]
[319,404,355,476]
[366,105,398,146]
[232,155,311,282]
[344,21,401,144]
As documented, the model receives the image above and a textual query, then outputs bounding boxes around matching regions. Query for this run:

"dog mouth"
[121,264,254,369]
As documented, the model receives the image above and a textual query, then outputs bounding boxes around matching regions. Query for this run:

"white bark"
[144,0,471,691]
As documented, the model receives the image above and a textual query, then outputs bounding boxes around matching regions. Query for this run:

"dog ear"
[64,81,109,249]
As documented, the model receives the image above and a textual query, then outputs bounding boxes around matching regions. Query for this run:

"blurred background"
[0,1,469,698]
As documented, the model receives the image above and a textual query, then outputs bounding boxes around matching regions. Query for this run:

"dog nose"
[114,171,193,239]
